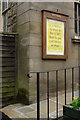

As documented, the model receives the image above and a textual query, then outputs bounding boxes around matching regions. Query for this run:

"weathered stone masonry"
[8,2,17,32]
[6,2,80,104]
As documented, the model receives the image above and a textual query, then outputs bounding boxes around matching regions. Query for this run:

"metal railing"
[27,66,80,120]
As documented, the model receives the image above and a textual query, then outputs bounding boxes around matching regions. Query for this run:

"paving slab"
[17,106,34,114]
[50,109,63,119]
[29,103,37,110]
[25,110,47,118]
[40,99,56,114]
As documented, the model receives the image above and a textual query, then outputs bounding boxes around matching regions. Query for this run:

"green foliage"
[70,98,80,110]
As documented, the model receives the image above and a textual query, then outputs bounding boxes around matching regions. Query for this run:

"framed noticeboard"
[42,10,68,59]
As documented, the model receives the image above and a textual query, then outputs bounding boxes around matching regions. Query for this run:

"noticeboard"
[42,10,68,59]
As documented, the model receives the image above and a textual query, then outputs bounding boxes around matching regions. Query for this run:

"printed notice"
[46,19,64,55]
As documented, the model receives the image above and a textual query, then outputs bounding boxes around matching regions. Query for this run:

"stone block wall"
[8,2,17,32]
[7,2,80,104]
[28,2,79,103]
[0,0,3,32]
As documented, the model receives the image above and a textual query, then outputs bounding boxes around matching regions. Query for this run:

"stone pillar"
[16,2,30,104]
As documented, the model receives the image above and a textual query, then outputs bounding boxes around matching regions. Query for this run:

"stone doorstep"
[1,103,25,111]
[0,101,64,118]
[0,101,63,119]
[0,90,79,119]
[0,109,28,118]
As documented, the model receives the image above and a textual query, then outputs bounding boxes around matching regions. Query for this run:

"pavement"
[0,91,79,119]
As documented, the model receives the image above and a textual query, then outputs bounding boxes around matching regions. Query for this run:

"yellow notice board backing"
[47,19,64,55]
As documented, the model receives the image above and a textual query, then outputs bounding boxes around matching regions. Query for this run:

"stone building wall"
[29,2,79,103]
[0,1,17,33]
[16,2,80,104]
[8,2,17,32]
[1,1,79,104]
[0,0,3,32]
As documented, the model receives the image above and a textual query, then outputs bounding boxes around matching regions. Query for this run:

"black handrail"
[27,66,80,75]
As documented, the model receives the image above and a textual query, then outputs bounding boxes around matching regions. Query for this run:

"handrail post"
[72,68,74,100]
[47,72,49,120]
[65,69,66,105]
[56,70,58,119]
[37,73,40,120]
[79,66,80,98]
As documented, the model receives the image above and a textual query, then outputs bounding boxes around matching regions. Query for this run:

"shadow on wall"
[16,88,29,105]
